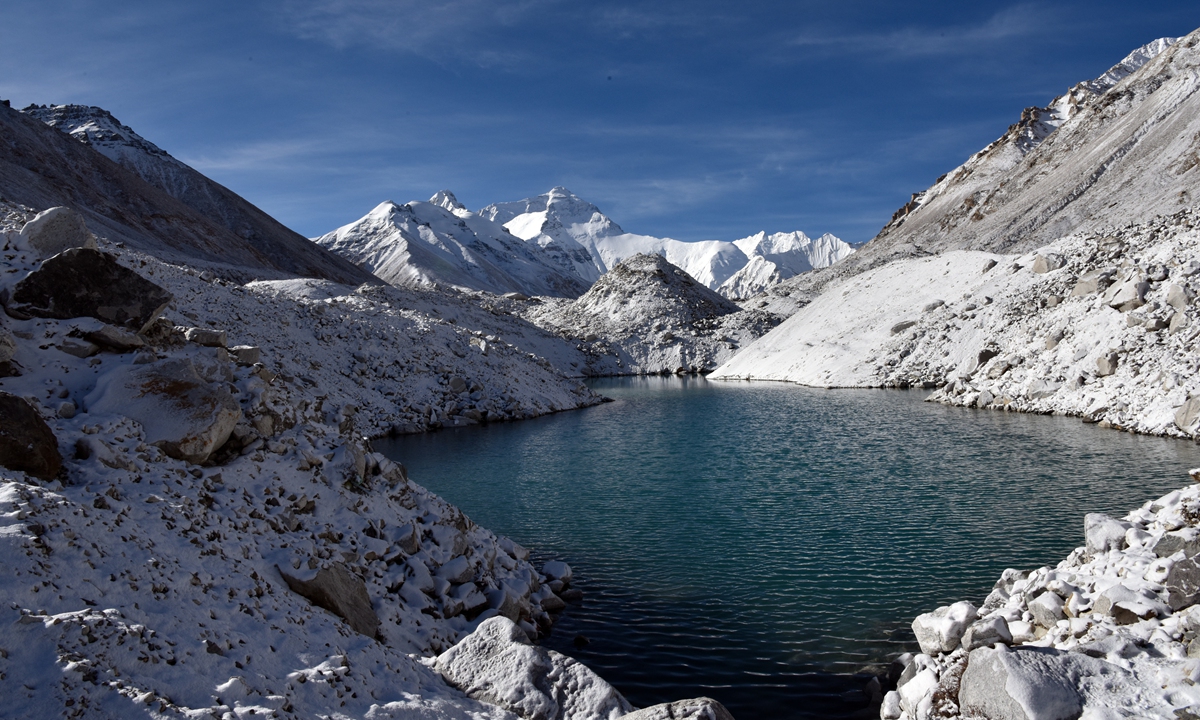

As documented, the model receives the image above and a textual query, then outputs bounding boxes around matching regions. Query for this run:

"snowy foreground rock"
[885,478,1200,719]
[0,206,721,718]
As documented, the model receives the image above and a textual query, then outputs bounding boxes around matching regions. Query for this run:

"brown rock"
[278,562,379,638]
[0,392,61,479]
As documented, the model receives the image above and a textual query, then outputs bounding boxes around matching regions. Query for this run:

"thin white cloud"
[275,0,556,67]
[789,4,1058,58]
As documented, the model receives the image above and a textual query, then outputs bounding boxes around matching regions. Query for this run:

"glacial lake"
[376,377,1200,719]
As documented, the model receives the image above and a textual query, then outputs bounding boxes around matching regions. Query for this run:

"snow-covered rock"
[621,698,735,720]
[17,206,97,257]
[433,616,633,720]
[888,479,1200,720]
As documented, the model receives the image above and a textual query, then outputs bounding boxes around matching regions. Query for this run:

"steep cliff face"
[13,103,373,285]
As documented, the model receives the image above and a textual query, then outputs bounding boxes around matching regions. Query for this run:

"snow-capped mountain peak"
[22,104,177,166]
[430,189,470,216]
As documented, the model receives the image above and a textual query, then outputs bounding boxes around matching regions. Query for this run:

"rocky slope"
[714,208,1200,440]
[752,34,1185,316]
[313,194,588,298]
[0,204,733,720]
[883,476,1200,719]
[521,253,782,375]
[481,187,854,298]
[7,103,371,285]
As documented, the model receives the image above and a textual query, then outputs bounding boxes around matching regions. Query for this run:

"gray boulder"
[958,646,1136,720]
[83,324,145,352]
[1085,513,1128,555]
[18,207,97,257]
[1070,268,1114,296]
[621,698,735,720]
[1095,353,1119,377]
[1028,591,1066,629]
[184,327,227,348]
[961,615,1014,651]
[1164,557,1200,611]
[278,562,379,637]
[912,601,978,655]
[890,320,918,335]
[10,249,172,332]
[1176,396,1200,434]
[1027,379,1060,400]
[1107,279,1149,312]
[1032,254,1064,274]
[1167,283,1191,311]
[229,345,261,365]
[85,358,240,464]
[434,616,632,720]
[1153,530,1200,558]
[0,392,62,479]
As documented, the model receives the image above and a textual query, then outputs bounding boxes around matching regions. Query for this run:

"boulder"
[1026,379,1060,400]
[958,646,1136,720]
[18,207,97,257]
[1167,283,1191,311]
[0,392,62,479]
[621,698,734,720]
[83,324,145,352]
[1164,557,1200,611]
[85,358,240,464]
[1107,279,1149,312]
[1153,530,1200,558]
[437,555,475,584]
[961,615,1013,651]
[542,560,573,584]
[277,563,379,637]
[1031,254,1064,274]
[890,320,918,335]
[1028,591,1066,629]
[434,616,632,720]
[1095,353,1119,377]
[1171,311,1190,335]
[912,601,978,655]
[1085,513,1128,555]
[1176,396,1200,434]
[1070,268,1114,296]
[1093,582,1169,620]
[448,376,468,394]
[0,325,15,364]
[922,299,945,313]
[229,345,261,365]
[184,327,227,348]
[9,249,172,332]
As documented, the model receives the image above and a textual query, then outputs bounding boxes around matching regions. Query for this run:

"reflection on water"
[376,377,1200,719]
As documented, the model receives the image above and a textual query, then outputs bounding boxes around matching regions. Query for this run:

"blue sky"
[2,2,1196,243]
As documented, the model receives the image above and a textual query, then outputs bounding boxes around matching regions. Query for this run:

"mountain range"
[319,185,855,299]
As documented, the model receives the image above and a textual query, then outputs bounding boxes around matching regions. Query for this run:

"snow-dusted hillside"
[753,34,1185,316]
[0,202,732,720]
[19,104,372,286]
[314,195,589,298]
[521,254,783,375]
[480,187,854,297]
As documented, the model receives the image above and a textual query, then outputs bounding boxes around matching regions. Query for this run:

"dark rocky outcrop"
[10,248,172,332]
[0,392,62,479]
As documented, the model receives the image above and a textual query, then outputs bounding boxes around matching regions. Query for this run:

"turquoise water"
[375,377,1200,719]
